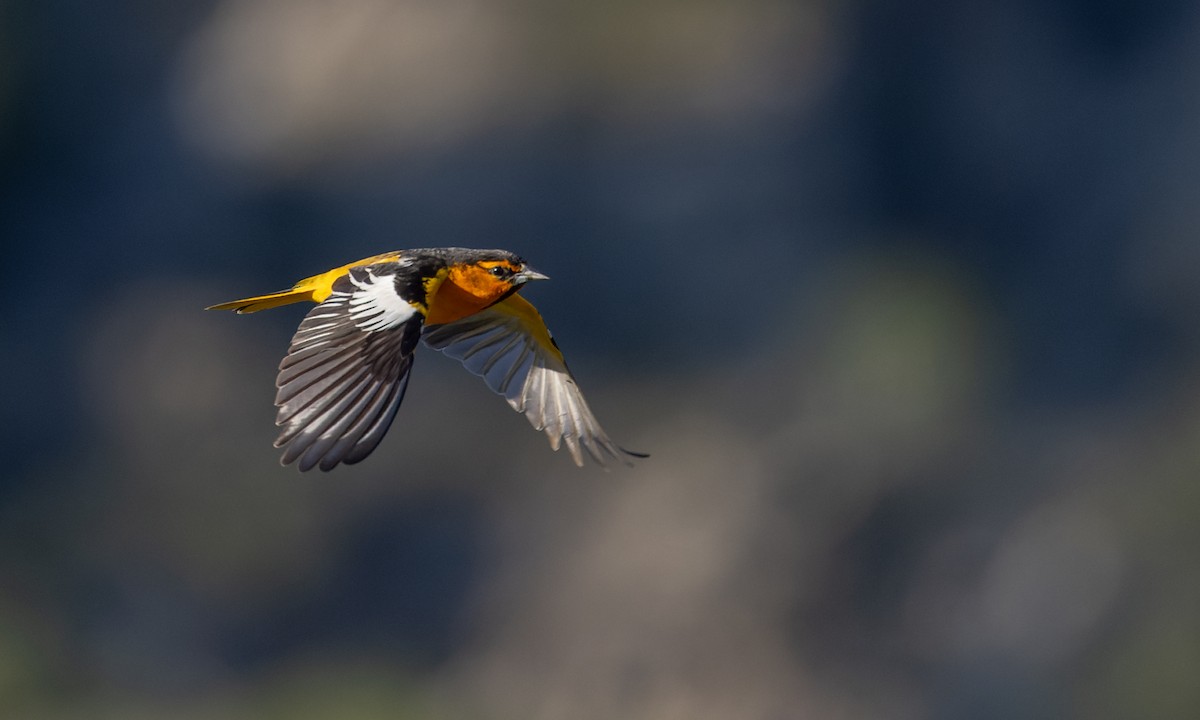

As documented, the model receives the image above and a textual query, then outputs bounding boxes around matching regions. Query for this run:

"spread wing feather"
[274,265,422,471]
[422,295,642,467]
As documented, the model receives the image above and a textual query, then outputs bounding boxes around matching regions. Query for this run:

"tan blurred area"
[3,0,1200,719]
[172,0,827,174]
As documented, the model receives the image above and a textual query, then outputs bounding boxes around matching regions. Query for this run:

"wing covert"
[423,294,641,467]
[274,265,423,471]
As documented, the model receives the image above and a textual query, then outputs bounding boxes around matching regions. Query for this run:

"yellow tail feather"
[207,251,406,314]
[206,288,314,314]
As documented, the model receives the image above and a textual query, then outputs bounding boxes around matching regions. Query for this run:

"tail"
[206,287,314,314]
[207,252,406,313]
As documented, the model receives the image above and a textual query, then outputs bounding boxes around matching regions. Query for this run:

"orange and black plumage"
[208,248,644,471]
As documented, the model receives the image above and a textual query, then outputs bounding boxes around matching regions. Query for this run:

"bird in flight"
[208,248,644,472]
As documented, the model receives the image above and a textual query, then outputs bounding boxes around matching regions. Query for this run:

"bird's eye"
[488,266,512,278]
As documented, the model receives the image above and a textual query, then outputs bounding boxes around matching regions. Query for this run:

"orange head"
[449,257,547,304]
[426,252,549,325]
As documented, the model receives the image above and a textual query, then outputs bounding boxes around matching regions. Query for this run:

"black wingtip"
[619,447,649,467]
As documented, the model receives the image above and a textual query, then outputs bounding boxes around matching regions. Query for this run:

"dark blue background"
[2,1,1198,717]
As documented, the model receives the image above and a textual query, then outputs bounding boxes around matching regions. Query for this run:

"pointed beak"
[517,266,550,283]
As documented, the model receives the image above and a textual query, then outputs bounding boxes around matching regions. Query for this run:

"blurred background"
[2,0,1200,717]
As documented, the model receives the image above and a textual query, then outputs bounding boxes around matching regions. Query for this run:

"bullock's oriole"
[208,248,644,471]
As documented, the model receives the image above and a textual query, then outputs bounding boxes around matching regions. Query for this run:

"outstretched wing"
[274,264,424,471]
[422,294,643,467]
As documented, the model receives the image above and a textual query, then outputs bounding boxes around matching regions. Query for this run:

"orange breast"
[426,265,513,325]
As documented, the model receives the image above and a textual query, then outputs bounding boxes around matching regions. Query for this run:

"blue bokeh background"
[3,1,1199,718]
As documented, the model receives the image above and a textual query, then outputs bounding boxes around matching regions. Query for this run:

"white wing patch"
[272,264,424,472]
[346,267,417,332]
